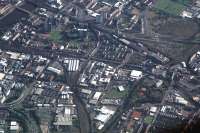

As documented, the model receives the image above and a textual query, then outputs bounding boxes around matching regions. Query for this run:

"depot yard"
[154,0,186,16]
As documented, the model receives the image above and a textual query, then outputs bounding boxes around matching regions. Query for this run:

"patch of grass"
[104,87,128,99]
[131,93,138,103]
[49,30,62,43]
[35,109,53,123]
[154,0,185,16]
[176,0,190,5]
[67,41,80,49]
[144,116,154,124]
[72,118,79,127]
[131,88,139,103]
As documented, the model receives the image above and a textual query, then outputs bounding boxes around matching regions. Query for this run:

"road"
[10,109,41,133]
[0,81,41,133]
[146,72,176,133]
[141,8,152,36]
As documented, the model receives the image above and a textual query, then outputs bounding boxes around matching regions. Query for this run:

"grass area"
[144,116,154,124]
[121,21,130,28]
[154,0,185,16]
[176,0,190,5]
[72,118,79,127]
[131,88,139,103]
[49,30,62,43]
[35,109,53,124]
[67,41,80,49]
[104,87,128,99]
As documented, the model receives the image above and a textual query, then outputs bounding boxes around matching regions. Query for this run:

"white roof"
[87,9,100,17]
[99,106,115,115]
[93,92,102,100]
[60,46,64,50]
[114,2,122,7]
[150,106,157,113]
[130,70,142,78]
[99,77,111,83]
[67,59,80,72]
[156,80,163,87]
[197,14,200,18]
[97,123,104,130]
[120,38,130,45]
[161,106,166,112]
[181,11,192,18]
[95,113,111,123]
[176,97,188,105]
[91,79,97,85]
[1,96,5,104]
[10,121,19,130]
[150,112,155,116]
[47,67,62,74]
[0,73,5,80]
[118,86,125,91]
[35,88,44,95]
[64,107,71,115]
[6,52,20,59]
[11,121,17,126]
[81,89,92,95]
[95,106,116,126]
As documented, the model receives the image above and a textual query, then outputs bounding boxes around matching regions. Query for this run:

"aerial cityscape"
[0,0,200,133]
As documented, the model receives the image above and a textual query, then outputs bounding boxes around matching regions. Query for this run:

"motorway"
[0,81,35,108]
[0,81,41,133]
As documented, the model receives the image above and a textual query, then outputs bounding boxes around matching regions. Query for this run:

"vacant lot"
[157,19,199,39]
[148,10,200,39]
[154,0,185,16]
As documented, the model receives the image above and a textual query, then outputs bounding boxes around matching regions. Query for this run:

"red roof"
[131,111,142,119]
[139,92,144,96]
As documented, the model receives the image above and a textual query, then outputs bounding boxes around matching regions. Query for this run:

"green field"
[49,30,62,43]
[154,0,186,16]
[67,40,81,49]
[177,0,190,5]
[104,87,128,99]
[144,116,154,124]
